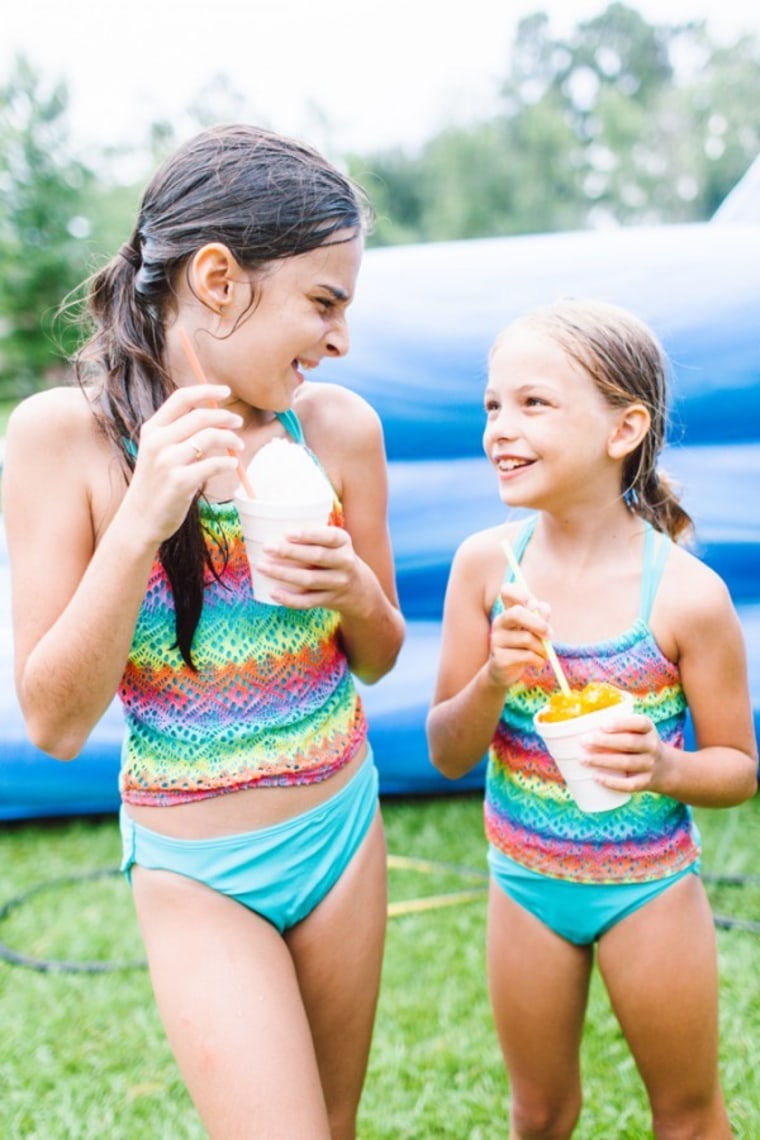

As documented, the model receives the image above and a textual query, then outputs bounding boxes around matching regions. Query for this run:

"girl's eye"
[525,396,547,408]
[316,297,334,312]
[484,399,500,415]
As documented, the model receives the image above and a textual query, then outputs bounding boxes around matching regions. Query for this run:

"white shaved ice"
[245,438,333,503]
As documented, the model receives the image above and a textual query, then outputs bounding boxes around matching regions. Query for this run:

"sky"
[2,0,759,159]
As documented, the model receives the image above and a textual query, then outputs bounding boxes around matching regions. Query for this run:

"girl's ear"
[607,403,651,459]
[187,243,241,314]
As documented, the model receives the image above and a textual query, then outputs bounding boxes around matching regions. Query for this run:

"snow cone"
[534,683,634,812]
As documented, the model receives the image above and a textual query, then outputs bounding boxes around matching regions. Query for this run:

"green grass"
[1,794,759,1138]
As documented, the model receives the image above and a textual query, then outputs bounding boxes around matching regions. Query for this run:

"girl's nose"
[485,410,516,442]
[325,315,350,357]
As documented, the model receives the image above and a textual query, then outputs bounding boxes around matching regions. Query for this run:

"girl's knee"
[510,1090,582,1140]
[650,1086,732,1140]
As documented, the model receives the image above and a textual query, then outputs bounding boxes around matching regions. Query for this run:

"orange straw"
[500,538,571,696]
[178,328,255,498]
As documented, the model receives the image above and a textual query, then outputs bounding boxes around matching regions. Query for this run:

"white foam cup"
[234,492,333,605]
[533,690,634,813]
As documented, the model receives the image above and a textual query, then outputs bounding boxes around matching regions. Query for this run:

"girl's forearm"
[18,519,159,761]
[656,742,759,807]
[337,560,405,684]
[427,667,507,779]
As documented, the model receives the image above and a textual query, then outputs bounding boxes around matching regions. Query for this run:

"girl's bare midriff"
[124,739,369,836]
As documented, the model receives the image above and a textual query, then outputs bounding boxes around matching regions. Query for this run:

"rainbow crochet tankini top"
[485,517,701,885]
[118,410,367,807]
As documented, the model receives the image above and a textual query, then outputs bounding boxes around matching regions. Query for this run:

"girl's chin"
[497,486,539,513]
[496,477,526,503]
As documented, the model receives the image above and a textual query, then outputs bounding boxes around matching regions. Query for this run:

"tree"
[0,56,95,399]
[501,3,696,226]
[684,31,760,217]
[355,3,760,244]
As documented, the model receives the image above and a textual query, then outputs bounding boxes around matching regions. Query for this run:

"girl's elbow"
[17,670,88,760]
[23,710,87,762]
[426,717,446,773]
[349,620,405,685]
[738,746,759,800]
[352,647,401,686]
[430,753,460,780]
[426,719,467,780]
[430,756,472,782]
[727,755,759,804]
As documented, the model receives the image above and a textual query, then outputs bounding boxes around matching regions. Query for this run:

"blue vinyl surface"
[2,221,759,818]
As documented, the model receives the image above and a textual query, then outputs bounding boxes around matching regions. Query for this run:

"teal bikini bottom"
[488,846,699,946]
[120,748,379,934]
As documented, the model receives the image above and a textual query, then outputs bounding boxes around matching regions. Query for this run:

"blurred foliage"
[0,57,95,400]
[2,4,760,397]
[359,3,760,243]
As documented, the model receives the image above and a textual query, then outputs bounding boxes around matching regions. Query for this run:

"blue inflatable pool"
[2,219,759,819]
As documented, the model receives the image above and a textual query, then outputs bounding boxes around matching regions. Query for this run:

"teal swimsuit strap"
[276,408,305,444]
[638,523,672,623]
[506,517,670,624]
[276,407,338,501]
[504,516,539,581]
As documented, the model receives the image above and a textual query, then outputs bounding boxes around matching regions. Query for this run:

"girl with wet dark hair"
[4,124,404,1138]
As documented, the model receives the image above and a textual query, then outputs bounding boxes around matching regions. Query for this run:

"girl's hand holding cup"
[253,524,364,611]
[580,709,666,795]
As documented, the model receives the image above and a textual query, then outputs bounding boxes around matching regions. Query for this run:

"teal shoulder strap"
[638,524,672,622]
[504,515,538,582]
[275,408,339,501]
[275,409,305,445]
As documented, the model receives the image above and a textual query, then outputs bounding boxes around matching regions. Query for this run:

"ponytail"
[79,234,170,454]
[624,459,694,544]
[74,232,210,670]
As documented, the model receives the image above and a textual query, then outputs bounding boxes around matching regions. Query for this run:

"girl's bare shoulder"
[456,518,527,565]
[653,539,739,655]
[449,520,523,607]
[660,541,733,608]
[8,385,103,447]
[5,385,117,525]
[293,381,384,495]
[294,380,381,441]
